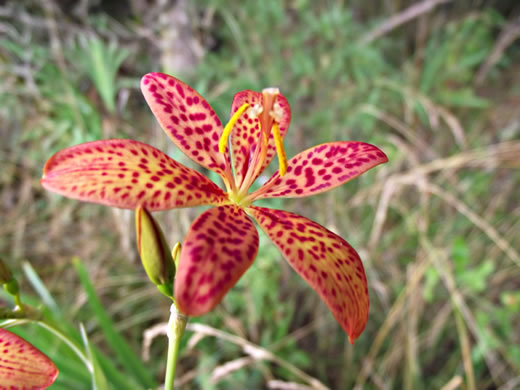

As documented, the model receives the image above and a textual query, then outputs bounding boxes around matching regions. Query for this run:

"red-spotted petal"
[250,142,387,200]
[41,139,227,211]
[141,73,232,183]
[229,90,291,187]
[175,205,259,316]
[248,206,369,343]
[0,328,59,388]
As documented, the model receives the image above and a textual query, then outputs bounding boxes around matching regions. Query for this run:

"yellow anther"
[270,102,284,122]
[250,103,263,117]
[219,103,250,153]
[272,123,287,176]
[171,242,181,268]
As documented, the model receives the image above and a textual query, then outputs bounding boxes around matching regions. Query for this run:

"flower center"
[218,88,288,198]
[227,190,252,208]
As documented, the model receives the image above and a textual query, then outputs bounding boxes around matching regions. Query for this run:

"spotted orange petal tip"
[41,139,228,211]
[140,73,232,183]
[0,328,59,389]
[175,205,259,316]
[248,206,369,343]
[252,141,387,200]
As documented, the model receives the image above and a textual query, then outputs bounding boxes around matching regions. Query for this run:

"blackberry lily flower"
[41,73,387,343]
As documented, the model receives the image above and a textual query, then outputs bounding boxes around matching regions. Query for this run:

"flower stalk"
[164,304,188,389]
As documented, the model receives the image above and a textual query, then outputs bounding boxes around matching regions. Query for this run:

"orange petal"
[175,205,259,316]
[41,139,228,211]
[141,73,232,183]
[0,328,58,388]
[251,141,387,200]
[248,206,369,343]
[229,90,291,187]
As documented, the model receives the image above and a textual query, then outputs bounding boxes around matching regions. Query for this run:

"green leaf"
[510,345,520,366]
[437,88,489,109]
[70,36,130,113]
[22,261,61,316]
[457,261,495,293]
[73,257,157,388]
[451,237,469,274]
[420,37,450,93]
[79,323,109,390]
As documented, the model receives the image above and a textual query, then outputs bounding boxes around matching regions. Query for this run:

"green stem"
[14,294,24,315]
[164,304,188,389]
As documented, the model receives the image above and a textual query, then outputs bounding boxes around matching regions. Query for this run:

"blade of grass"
[79,323,109,390]
[39,320,139,389]
[94,348,141,390]
[73,257,157,388]
[22,261,60,315]
[21,261,94,368]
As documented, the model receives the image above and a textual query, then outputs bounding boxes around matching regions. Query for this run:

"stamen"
[263,87,280,96]
[171,242,181,268]
[249,103,263,117]
[219,103,250,154]
[270,102,284,122]
[272,122,287,176]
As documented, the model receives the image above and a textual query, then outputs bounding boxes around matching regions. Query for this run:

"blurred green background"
[1,0,519,389]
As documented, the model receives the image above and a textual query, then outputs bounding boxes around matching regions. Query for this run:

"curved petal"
[250,142,387,200]
[0,328,59,388]
[175,205,259,316]
[41,139,228,211]
[229,90,291,187]
[248,206,368,343]
[141,73,232,184]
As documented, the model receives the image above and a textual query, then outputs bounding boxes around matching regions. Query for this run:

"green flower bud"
[136,207,175,297]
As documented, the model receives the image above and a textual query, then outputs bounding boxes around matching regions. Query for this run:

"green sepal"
[3,279,19,296]
[157,283,174,299]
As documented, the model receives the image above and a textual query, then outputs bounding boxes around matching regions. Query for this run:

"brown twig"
[440,376,463,390]
[359,0,453,44]
[476,17,520,85]
[142,322,329,389]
